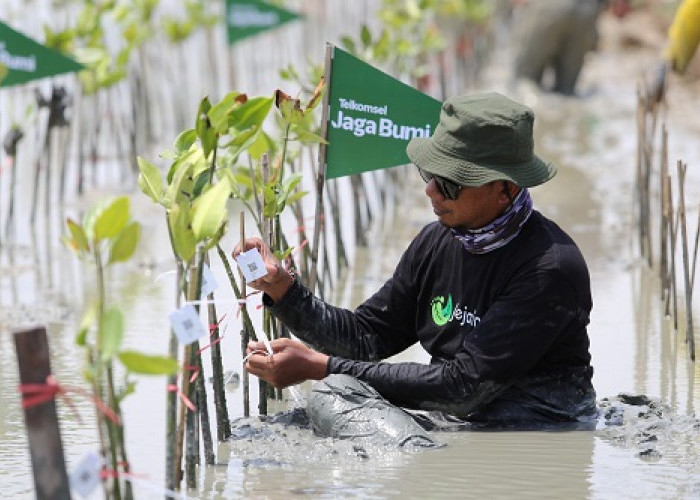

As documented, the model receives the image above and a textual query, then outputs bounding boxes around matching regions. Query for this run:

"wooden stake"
[676,161,695,360]
[14,326,71,500]
[239,211,250,418]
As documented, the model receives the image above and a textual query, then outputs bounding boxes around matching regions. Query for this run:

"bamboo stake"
[165,263,181,492]
[310,44,334,294]
[205,256,231,440]
[676,161,695,360]
[660,125,669,295]
[259,154,271,414]
[239,212,250,417]
[3,126,23,241]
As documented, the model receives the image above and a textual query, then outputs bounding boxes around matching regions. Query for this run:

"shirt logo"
[431,295,453,326]
[430,294,482,328]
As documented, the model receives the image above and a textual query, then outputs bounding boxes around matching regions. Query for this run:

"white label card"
[200,263,218,298]
[169,304,207,345]
[70,451,102,498]
[235,248,269,283]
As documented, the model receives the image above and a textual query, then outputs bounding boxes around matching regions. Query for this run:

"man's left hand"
[245,338,329,388]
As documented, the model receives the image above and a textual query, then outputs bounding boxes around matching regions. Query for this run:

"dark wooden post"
[14,326,72,500]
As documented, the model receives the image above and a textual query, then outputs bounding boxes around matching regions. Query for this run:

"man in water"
[235,92,597,428]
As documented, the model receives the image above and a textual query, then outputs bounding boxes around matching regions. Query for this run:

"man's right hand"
[245,338,329,388]
[232,237,294,302]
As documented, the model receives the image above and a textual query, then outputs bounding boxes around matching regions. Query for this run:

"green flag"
[324,46,442,179]
[0,21,83,88]
[225,0,302,45]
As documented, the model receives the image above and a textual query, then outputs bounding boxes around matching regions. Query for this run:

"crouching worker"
[234,92,597,432]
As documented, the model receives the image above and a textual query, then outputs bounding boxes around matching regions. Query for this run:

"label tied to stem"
[234,248,268,283]
[70,451,102,497]
[169,304,207,345]
[200,263,218,298]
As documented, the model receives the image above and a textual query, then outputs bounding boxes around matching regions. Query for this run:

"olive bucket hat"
[406,92,556,188]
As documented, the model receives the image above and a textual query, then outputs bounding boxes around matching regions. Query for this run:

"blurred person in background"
[512,0,630,96]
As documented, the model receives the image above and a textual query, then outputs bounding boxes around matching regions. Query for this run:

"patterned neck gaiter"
[450,188,533,254]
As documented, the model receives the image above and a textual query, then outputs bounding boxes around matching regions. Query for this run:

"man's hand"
[245,338,329,388]
[232,237,293,302]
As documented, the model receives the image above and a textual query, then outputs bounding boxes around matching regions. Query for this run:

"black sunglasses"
[418,168,463,200]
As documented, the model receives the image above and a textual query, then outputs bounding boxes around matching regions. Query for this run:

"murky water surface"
[1,4,700,499]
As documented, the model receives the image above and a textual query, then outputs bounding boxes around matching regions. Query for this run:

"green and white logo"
[324,46,442,179]
[431,295,453,326]
[430,294,482,328]
[0,21,83,88]
[225,0,302,45]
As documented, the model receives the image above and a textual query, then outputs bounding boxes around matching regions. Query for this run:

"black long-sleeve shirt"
[267,211,597,423]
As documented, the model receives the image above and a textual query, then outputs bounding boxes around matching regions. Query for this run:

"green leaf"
[118,350,179,375]
[175,129,197,153]
[247,130,275,160]
[196,97,217,159]
[108,221,140,264]
[164,159,196,207]
[340,36,356,54]
[94,196,130,241]
[191,179,232,241]
[100,307,124,361]
[360,25,372,48]
[262,184,278,218]
[286,190,308,205]
[75,303,97,346]
[208,92,242,133]
[192,169,212,197]
[168,203,196,261]
[223,126,261,160]
[137,156,163,204]
[229,96,273,131]
[202,221,227,251]
[295,130,328,144]
[282,173,302,194]
[66,218,90,252]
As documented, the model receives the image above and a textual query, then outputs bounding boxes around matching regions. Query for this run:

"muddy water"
[2,5,700,500]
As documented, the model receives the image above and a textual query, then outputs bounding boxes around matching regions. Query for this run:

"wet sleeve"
[665,0,700,73]
[327,267,588,416]
[266,247,420,361]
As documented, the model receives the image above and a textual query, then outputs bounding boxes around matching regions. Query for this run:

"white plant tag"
[235,248,268,283]
[169,304,207,345]
[199,263,218,298]
[70,451,102,498]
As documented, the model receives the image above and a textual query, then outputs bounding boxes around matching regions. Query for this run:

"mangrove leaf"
[137,156,164,204]
[192,178,232,241]
[108,221,140,264]
[175,129,197,154]
[168,203,196,261]
[66,218,90,253]
[229,96,273,131]
[118,351,179,375]
[94,196,130,241]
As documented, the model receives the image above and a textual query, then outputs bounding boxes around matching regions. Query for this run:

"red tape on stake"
[167,384,196,412]
[18,375,120,424]
[197,314,229,355]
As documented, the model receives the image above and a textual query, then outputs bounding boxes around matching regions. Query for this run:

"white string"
[183,298,242,307]
[153,269,177,284]
[125,475,190,499]
[287,386,305,408]
[256,328,274,355]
